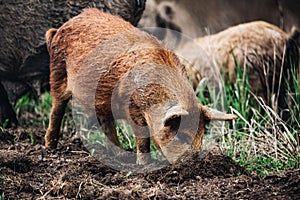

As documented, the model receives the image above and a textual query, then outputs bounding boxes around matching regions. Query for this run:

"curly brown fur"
[45,9,236,164]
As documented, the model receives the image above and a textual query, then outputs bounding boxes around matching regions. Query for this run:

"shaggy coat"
[45,9,236,164]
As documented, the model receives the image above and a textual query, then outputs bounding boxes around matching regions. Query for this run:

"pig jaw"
[151,125,204,164]
[152,132,192,164]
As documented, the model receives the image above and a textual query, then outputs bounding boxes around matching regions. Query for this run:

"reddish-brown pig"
[45,8,236,164]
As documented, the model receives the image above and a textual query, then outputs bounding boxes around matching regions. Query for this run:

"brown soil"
[1,128,300,199]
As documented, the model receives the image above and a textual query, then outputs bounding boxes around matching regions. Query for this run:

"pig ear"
[200,105,237,121]
[163,105,189,124]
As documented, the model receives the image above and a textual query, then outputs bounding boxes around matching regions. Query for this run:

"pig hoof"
[136,153,151,165]
[45,139,58,149]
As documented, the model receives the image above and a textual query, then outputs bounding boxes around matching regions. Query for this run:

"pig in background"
[138,0,300,46]
[175,21,299,119]
[45,8,236,165]
[0,0,146,127]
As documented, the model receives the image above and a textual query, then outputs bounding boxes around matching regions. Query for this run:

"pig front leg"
[135,137,151,165]
[98,114,122,150]
[132,125,151,165]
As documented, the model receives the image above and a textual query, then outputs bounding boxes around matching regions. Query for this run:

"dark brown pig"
[45,8,236,164]
[0,0,146,127]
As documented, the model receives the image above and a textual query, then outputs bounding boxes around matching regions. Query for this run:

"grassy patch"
[15,91,74,131]
[15,92,52,128]
[198,58,300,176]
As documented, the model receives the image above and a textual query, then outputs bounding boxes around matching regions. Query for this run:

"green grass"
[1,192,5,200]
[15,92,52,128]
[0,119,10,130]
[15,91,74,131]
[197,57,300,177]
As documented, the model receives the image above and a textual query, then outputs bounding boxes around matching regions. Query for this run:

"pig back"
[49,8,196,128]
[70,26,193,123]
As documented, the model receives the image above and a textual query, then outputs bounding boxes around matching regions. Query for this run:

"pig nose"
[175,132,192,144]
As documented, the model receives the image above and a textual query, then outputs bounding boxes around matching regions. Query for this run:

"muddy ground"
[0,128,300,199]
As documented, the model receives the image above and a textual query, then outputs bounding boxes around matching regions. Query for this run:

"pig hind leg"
[45,98,69,148]
[45,63,70,148]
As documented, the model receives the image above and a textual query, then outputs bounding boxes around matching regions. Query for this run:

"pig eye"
[164,116,181,131]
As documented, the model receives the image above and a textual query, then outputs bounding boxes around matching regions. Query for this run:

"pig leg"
[98,114,122,149]
[133,126,151,165]
[45,62,70,148]
[45,98,69,148]
[136,137,151,165]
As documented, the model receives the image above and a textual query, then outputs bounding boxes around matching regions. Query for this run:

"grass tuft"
[221,62,299,176]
